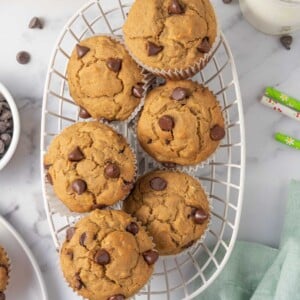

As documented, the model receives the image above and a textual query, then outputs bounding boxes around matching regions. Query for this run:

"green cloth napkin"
[197,180,300,300]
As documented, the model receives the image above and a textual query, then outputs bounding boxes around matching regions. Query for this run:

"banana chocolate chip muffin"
[137,80,225,166]
[60,210,158,300]
[124,171,210,255]
[123,0,218,78]
[67,35,145,121]
[44,122,136,213]
[0,246,9,300]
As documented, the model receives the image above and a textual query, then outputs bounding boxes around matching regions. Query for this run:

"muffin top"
[124,171,210,255]
[60,210,158,300]
[44,122,136,213]
[67,36,145,121]
[137,80,225,166]
[123,0,218,70]
[0,246,9,297]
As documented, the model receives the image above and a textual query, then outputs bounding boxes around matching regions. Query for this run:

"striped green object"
[265,87,300,112]
[275,132,300,150]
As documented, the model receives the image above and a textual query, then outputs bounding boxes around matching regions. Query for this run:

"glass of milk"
[240,0,300,35]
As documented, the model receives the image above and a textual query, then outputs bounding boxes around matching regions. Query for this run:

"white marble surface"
[0,0,300,299]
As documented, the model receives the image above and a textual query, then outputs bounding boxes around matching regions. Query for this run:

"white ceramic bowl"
[0,83,20,170]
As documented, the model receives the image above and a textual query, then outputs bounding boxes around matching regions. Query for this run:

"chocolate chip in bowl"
[0,83,20,170]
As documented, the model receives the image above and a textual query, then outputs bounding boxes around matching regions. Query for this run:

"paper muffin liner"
[121,169,212,258]
[124,4,221,81]
[75,34,155,124]
[45,122,138,218]
[58,212,158,300]
[131,80,228,175]
[0,246,11,294]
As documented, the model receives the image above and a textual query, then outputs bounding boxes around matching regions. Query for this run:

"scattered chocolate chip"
[108,295,125,300]
[150,177,167,191]
[132,84,144,98]
[106,58,122,73]
[162,162,177,168]
[79,107,91,119]
[148,42,164,56]
[76,44,90,59]
[191,208,208,224]
[94,249,111,265]
[0,133,11,146]
[222,0,232,3]
[158,115,175,131]
[29,17,43,29]
[171,87,189,101]
[46,172,53,185]
[71,179,87,195]
[105,163,120,179]
[280,35,293,50]
[126,222,139,235]
[210,125,225,141]
[147,138,152,144]
[168,0,184,14]
[0,292,5,300]
[92,204,107,210]
[66,227,76,242]
[68,146,84,162]
[197,37,210,54]
[79,232,87,246]
[143,250,159,265]
[74,273,84,290]
[16,51,30,64]
[66,249,74,260]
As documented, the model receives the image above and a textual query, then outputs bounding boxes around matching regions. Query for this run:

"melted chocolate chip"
[79,232,87,246]
[158,115,175,131]
[197,37,210,54]
[66,227,76,242]
[147,138,153,144]
[132,85,144,98]
[143,250,159,265]
[150,177,167,191]
[94,249,111,265]
[68,146,84,162]
[108,295,125,300]
[74,273,84,290]
[66,249,74,260]
[148,42,164,56]
[210,125,225,141]
[79,107,91,119]
[171,87,189,101]
[168,0,184,14]
[191,208,208,224]
[71,179,87,195]
[106,58,122,73]
[105,163,120,179]
[76,44,90,59]
[126,222,139,235]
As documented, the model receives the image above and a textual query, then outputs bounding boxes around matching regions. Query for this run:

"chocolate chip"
[66,227,76,242]
[66,249,74,260]
[171,87,189,101]
[79,232,87,246]
[106,58,122,73]
[71,179,87,194]
[150,177,167,191]
[29,17,43,29]
[0,133,11,146]
[147,138,152,144]
[158,115,174,131]
[132,84,144,98]
[210,125,225,141]
[168,0,184,14]
[162,162,177,169]
[46,172,53,185]
[74,273,84,290]
[105,163,120,179]
[143,250,159,265]
[165,139,171,145]
[79,107,91,119]
[68,146,84,162]
[94,249,111,265]
[191,208,208,224]
[16,51,30,64]
[222,0,232,3]
[126,222,139,235]
[148,42,164,56]
[280,35,293,50]
[197,37,210,54]
[0,292,5,300]
[108,295,125,300]
[76,44,90,59]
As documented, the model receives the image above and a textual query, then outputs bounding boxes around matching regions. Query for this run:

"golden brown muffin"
[44,122,136,213]
[124,171,210,255]
[67,36,145,121]
[0,246,9,300]
[137,80,225,166]
[60,210,158,300]
[123,0,218,73]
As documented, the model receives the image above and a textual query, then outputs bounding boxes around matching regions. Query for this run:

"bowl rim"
[0,82,20,171]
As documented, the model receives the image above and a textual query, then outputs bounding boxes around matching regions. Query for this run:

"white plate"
[0,216,48,300]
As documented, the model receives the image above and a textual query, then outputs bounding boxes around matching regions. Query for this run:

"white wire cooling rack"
[40,1,246,299]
